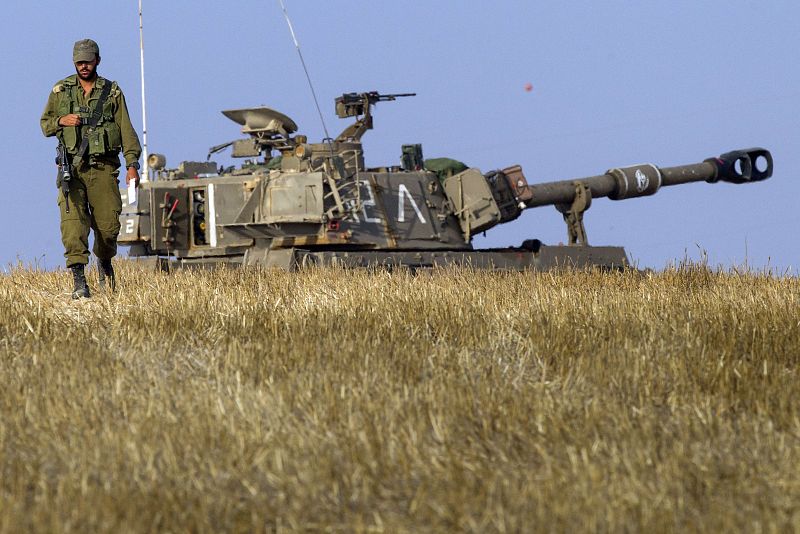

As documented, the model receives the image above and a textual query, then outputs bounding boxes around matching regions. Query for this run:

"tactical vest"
[53,75,122,157]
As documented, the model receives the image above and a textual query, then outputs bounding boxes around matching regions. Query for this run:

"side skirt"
[242,245,629,271]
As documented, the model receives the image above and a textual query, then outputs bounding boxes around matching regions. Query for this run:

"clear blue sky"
[3,1,798,271]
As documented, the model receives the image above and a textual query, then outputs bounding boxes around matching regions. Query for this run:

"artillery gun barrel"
[523,148,773,208]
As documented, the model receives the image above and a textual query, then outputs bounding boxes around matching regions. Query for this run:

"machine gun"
[335,91,416,118]
[55,141,72,213]
[335,91,416,142]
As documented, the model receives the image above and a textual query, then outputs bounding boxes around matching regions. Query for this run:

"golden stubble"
[0,261,798,532]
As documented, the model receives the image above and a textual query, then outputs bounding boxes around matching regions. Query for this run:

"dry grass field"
[0,260,798,532]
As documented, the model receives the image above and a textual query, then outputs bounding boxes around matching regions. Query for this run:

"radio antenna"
[277,0,331,142]
[138,0,149,183]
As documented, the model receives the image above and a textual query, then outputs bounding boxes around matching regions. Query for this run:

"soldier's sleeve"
[40,90,61,138]
[113,88,143,167]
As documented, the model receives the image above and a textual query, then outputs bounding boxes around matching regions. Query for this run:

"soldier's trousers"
[57,161,122,267]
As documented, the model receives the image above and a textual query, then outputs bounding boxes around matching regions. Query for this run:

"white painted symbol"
[207,184,218,247]
[635,169,649,193]
[346,182,382,224]
[124,219,135,234]
[397,183,426,223]
[347,199,361,223]
[361,182,382,223]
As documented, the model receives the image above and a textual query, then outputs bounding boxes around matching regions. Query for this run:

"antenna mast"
[277,0,331,142]
[138,0,149,182]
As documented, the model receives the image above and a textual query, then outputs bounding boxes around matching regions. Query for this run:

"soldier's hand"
[58,114,82,127]
[126,166,140,186]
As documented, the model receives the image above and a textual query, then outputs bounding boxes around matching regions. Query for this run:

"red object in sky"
[524,82,533,92]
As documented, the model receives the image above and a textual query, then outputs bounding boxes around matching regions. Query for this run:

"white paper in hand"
[127,179,137,205]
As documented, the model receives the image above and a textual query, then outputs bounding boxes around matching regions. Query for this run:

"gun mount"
[335,92,415,142]
[118,92,775,271]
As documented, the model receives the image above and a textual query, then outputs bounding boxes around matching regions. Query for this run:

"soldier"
[41,39,142,299]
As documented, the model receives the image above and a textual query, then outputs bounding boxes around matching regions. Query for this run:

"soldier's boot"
[71,264,91,300]
[98,258,116,292]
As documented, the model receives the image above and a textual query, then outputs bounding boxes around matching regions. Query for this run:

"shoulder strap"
[86,80,113,128]
[72,81,114,168]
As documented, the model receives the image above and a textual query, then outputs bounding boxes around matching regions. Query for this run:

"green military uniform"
[40,73,141,267]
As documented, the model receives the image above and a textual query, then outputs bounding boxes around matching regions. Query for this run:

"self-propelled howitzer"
[118,92,774,270]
